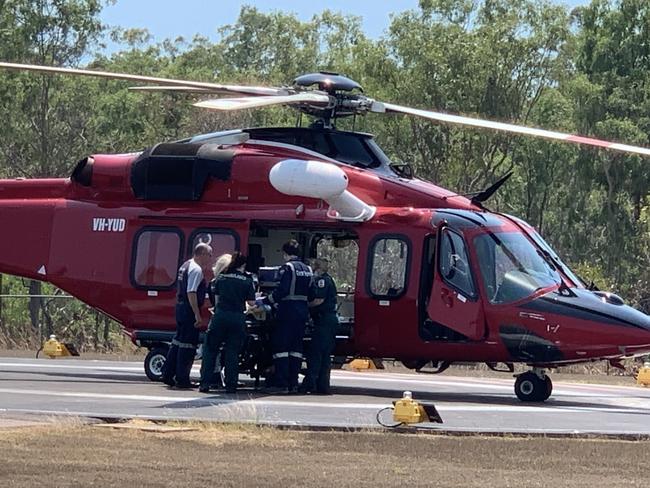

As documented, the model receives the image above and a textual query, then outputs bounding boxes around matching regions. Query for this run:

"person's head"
[225,251,248,274]
[313,258,330,275]
[193,243,213,267]
[282,239,300,261]
[212,253,232,277]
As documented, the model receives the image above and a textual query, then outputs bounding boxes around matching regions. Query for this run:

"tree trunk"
[603,160,616,274]
[103,315,111,351]
[93,311,100,350]
[28,280,42,335]
[40,300,54,338]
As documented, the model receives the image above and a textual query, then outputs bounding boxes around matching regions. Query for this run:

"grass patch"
[0,424,647,487]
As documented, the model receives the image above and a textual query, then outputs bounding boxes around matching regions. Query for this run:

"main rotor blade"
[194,93,331,111]
[382,102,650,157]
[0,61,287,97]
[129,86,214,93]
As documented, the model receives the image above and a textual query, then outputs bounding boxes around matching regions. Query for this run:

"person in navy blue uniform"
[301,258,339,395]
[264,240,313,394]
[199,252,256,394]
[161,243,212,389]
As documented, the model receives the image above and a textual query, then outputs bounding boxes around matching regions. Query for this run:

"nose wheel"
[514,370,552,402]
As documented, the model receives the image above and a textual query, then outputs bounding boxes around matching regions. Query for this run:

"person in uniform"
[301,258,339,395]
[161,243,212,389]
[264,239,313,394]
[199,252,256,394]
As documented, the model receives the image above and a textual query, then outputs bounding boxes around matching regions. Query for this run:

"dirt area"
[0,422,647,487]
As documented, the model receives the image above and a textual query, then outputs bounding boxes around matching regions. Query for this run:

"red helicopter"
[0,61,649,402]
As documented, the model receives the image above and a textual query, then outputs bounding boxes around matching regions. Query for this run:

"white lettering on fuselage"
[92,218,126,233]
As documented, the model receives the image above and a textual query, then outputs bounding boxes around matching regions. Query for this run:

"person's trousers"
[200,310,246,391]
[302,313,338,393]
[271,305,308,390]
[162,304,199,386]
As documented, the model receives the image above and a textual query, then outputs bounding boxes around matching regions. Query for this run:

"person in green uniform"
[300,258,339,395]
[199,252,256,394]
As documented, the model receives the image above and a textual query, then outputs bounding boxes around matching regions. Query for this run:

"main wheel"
[514,372,552,402]
[144,347,169,382]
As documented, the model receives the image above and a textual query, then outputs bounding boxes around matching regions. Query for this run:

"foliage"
[0,0,649,349]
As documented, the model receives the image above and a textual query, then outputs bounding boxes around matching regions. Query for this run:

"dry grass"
[0,424,647,487]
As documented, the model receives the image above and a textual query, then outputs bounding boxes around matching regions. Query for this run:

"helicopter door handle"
[440,288,453,308]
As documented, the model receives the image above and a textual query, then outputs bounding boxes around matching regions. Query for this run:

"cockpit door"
[427,227,485,340]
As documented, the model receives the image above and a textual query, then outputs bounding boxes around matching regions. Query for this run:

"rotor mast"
[292,72,364,129]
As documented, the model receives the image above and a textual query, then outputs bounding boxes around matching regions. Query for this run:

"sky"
[100,0,591,48]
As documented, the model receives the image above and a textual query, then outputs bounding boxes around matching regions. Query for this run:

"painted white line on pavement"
[0,362,144,372]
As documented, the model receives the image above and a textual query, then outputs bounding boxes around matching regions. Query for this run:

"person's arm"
[188,292,202,327]
[268,264,291,305]
[245,280,257,308]
[309,275,327,307]
[186,265,204,327]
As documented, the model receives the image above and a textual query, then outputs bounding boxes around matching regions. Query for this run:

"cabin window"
[189,230,238,258]
[439,228,476,298]
[132,228,183,289]
[316,237,359,292]
[188,229,239,281]
[368,236,410,299]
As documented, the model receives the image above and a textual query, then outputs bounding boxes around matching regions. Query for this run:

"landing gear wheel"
[144,347,169,382]
[543,375,553,399]
[514,372,552,402]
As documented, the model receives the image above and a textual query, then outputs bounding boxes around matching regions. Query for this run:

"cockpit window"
[474,232,560,304]
[439,229,477,298]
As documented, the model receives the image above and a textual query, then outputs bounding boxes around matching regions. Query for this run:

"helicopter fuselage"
[0,127,649,376]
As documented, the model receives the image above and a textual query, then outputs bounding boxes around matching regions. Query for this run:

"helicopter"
[0,61,649,402]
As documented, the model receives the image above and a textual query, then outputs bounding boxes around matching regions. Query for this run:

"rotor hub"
[293,72,362,94]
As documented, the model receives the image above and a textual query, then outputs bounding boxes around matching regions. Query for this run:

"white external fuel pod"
[269,159,375,222]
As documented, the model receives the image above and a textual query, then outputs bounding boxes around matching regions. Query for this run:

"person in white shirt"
[161,243,212,388]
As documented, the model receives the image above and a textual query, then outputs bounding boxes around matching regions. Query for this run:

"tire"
[514,372,552,402]
[541,375,553,401]
[144,347,169,382]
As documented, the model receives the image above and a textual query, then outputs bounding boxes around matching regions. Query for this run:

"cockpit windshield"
[502,214,583,288]
[474,232,561,304]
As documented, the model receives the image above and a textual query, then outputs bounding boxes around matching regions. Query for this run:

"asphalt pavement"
[1,357,649,436]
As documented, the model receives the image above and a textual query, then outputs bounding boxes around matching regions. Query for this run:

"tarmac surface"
[1,357,649,435]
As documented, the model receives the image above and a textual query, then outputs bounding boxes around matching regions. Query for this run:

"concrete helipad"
[0,357,649,436]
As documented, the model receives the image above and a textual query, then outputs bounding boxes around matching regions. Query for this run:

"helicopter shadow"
[152,380,650,417]
[327,383,650,416]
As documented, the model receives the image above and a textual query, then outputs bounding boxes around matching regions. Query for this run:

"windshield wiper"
[536,249,558,273]
[534,249,575,294]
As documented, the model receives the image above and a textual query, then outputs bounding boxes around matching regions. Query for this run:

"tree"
[568,0,650,304]
[0,0,106,336]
